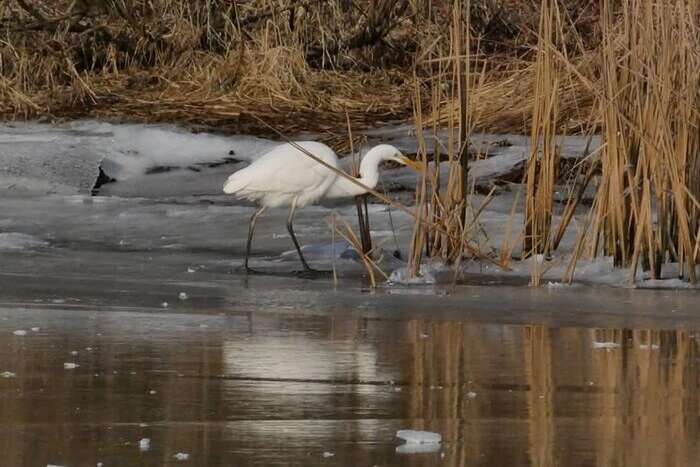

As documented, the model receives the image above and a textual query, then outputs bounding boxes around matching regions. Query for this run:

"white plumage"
[223,141,418,273]
[224,141,340,208]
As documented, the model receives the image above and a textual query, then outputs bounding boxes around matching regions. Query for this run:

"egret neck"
[329,145,398,198]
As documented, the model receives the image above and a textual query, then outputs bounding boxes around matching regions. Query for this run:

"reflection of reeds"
[523,325,555,466]
[589,328,699,467]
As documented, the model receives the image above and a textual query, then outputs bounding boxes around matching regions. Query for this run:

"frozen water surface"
[0,121,698,466]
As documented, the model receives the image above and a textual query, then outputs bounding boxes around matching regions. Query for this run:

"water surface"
[1,295,698,466]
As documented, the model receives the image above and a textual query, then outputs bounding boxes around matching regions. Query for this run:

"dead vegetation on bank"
[0,0,597,136]
[405,0,700,286]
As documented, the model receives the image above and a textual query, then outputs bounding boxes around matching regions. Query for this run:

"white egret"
[223,141,421,273]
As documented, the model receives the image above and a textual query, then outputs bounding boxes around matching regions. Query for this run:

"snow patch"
[12,330,27,336]
[64,362,79,370]
[0,233,48,251]
[74,120,276,181]
[1,371,16,378]
[139,438,151,451]
[173,453,190,461]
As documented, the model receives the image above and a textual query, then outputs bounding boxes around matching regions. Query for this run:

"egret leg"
[286,198,315,272]
[244,206,266,273]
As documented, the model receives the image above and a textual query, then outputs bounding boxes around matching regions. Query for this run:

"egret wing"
[224,142,338,198]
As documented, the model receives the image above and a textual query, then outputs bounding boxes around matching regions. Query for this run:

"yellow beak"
[399,155,425,173]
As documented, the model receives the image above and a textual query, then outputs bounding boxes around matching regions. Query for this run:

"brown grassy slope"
[0,0,599,137]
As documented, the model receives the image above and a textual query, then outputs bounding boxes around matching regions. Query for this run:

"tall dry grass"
[524,0,561,268]
[406,0,492,277]
[579,0,700,283]
[412,0,700,286]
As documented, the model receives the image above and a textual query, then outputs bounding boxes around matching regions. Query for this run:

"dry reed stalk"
[408,0,486,278]
[406,76,430,277]
[498,186,524,269]
[551,138,598,251]
[524,0,561,269]
[329,215,390,287]
[589,0,700,283]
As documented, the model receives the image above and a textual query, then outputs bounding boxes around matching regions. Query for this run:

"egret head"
[370,144,423,173]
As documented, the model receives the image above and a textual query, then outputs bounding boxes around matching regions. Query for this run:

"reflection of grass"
[405,320,700,467]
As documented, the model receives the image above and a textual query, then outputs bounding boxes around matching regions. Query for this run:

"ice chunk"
[389,263,451,285]
[322,452,335,458]
[592,341,620,350]
[173,453,189,461]
[13,330,27,336]
[139,438,151,451]
[396,430,442,444]
[161,302,169,308]
[396,443,442,454]
[1,371,16,378]
[466,391,477,399]
[64,363,79,370]
[31,327,40,332]
[178,292,188,300]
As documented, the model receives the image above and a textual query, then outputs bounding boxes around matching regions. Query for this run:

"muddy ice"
[1,121,698,466]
